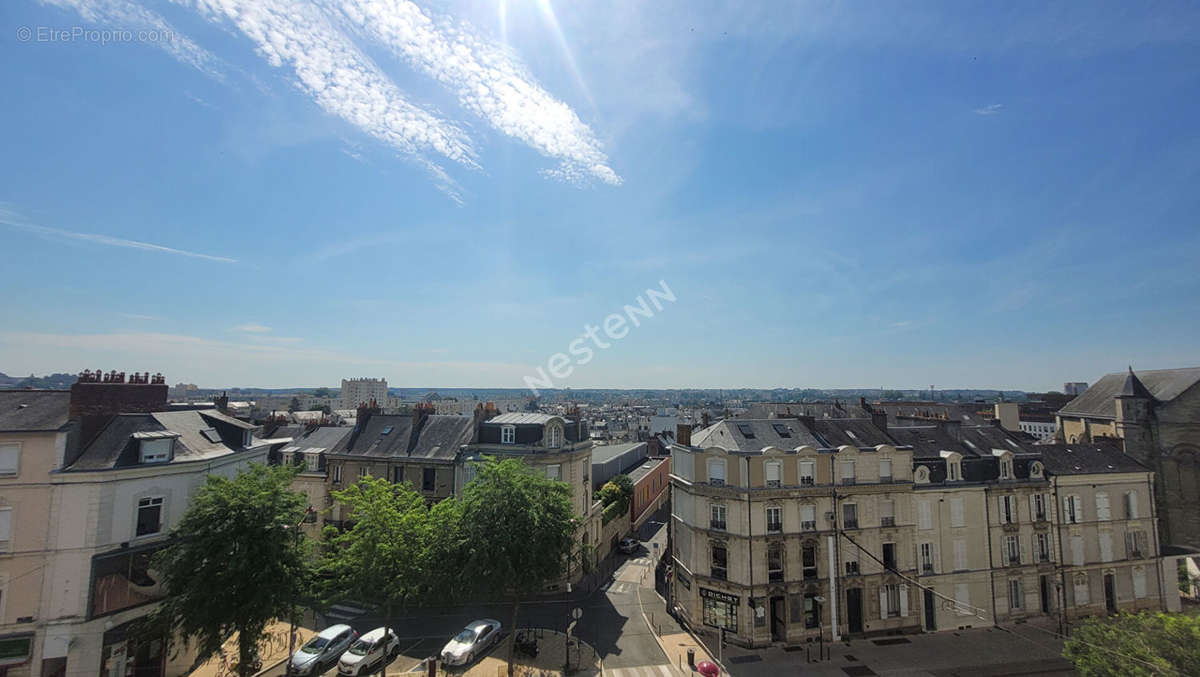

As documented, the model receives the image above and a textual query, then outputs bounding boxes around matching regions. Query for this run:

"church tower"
[1114,366,1156,466]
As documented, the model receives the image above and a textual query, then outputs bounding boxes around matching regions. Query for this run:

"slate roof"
[691,418,823,451]
[885,426,969,460]
[282,426,352,452]
[68,409,258,471]
[627,457,666,484]
[0,390,70,432]
[592,442,646,465]
[329,414,472,461]
[810,419,894,448]
[1038,440,1149,475]
[1059,367,1200,419]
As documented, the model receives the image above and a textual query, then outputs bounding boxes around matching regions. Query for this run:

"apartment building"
[671,415,1173,646]
[339,378,388,411]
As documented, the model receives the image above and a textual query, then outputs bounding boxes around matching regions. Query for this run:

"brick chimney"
[214,391,229,414]
[676,423,692,447]
[70,369,169,449]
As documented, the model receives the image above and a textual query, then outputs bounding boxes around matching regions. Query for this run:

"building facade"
[339,378,388,411]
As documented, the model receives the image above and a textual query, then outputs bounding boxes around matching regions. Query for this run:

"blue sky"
[1,1,1198,391]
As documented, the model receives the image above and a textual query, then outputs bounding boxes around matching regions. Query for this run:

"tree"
[456,457,577,677]
[598,474,633,514]
[151,464,311,677]
[313,387,332,398]
[321,477,431,677]
[1063,612,1200,676]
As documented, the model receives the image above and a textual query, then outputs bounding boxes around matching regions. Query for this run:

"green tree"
[151,464,311,677]
[313,387,331,398]
[1063,612,1200,676]
[321,477,431,677]
[457,457,577,677]
[598,474,633,514]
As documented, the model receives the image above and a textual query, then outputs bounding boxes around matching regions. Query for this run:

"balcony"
[1007,555,1021,566]
[711,567,727,581]
[841,478,856,486]
[710,520,727,531]
[802,567,817,580]
[800,477,815,487]
[843,519,859,529]
[844,561,860,575]
[801,520,817,531]
[921,563,935,574]
[710,479,725,487]
[767,522,783,534]
[766,479,782,488]
[880,516,896,528]
[769,569,784,583]
[883,558,898,571]
[879,475,892,484]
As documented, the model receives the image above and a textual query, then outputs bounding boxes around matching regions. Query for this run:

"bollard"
[687,648,695,670]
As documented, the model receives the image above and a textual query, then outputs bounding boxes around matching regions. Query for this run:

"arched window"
[546,424,563,448]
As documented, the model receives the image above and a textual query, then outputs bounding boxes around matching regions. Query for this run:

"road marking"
[604,664,675,677]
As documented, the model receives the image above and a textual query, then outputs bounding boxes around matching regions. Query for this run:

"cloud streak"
[0,208,238,263]
[974,103,1004,116]
[329,0,620,185]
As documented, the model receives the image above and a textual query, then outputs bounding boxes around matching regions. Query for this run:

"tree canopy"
[1063,611,1200,677]
[598,473,633,514]
[151,464,311,677]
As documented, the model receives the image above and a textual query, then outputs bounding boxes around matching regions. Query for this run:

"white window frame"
[1008,579,1022,610]
[0,507,12,552]
[920,542,935,573]
[798,460,816,486]
[1000,459,1013,480]
[842,502,858,529]
[1065,495,1082,524]
[766,506,782,532]
[501,425,516,445]
[0,443,20,476]
[948,459,962,481]
[1032,493,1047,521]
[800,504,816,531]
[710,503,727,530]
[840,460,856,485]
[950,497,965,528]
[1005,534,1020,564]
[879,458,893,482]
[1095,493,1111,521]
[135,496,165,538]
[546,424,563,448]
[1036,532,1051,562]
[545,464,562,481]
[139,438,173,464]
[880,499,895,527]
[999,495,1017,525]
[765,461,782,488]
[1124,491,1139,520]
[918,500,932,530]
[332,463,343,483]
[707,458,727,486]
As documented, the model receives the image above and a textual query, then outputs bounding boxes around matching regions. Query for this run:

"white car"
[290,625,357,676]
[440,619,502,666]
[337,627,400,676]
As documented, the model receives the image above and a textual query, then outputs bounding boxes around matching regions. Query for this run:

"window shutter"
[997,496,1005,521]
[1133,568,1147,599]
[0,509,10,543]
[899,584,909,617]
[950,498,964,527]
[1064,496,1073,522]
[918,501,932,530]
[954,539,967,571]
[1126,492,1138,520]
[879,587,888,620]
[1071,536,1084,566]
[1029,494,1038,520]
[1099,532,1113,562]
[1096,493,1110,521]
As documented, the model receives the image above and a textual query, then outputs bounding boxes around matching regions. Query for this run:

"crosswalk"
[603,581,642,594]
[326,603,369,622]
[604,664,678,677]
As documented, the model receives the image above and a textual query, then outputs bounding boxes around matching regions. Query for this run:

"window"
[545,464,561,481]
[1074,574,1090,605]
[844,547,860,575]
[768,542,784,582]
[139,438,172,464]
[954,583,971,615]
[920,542,935,574]
[710,504,727,531]
[243,430,254,448]
[1064,495,1082,524]
[950,497,965,527]
[1095,493,1111,521]
[1036,533,1051,562]
[843,503,858,529]
[701,589,737,630]
[918,501,932,530]
[802,542,817,579]
[771,423,791,438]
[332,463,343,483]
[879,458,892,482]
[799,460,815,486]
[766,506,782,533]
[1070,535,1084,566]
[1124,491,1138,520]
[840,460,856,485]
[999,459,1013,480]
[546,424,563,448]
[1099,532,1114,562]
[422,467,437,491]
[1133,567,1147,599]
[0,508,11,551]
[800,504,816,531]
[305,452,319,473]
[764,461,782,488]
[89,546,166,617]
[947,459,962,481]
[501,425,515,444]
[999,495,1017,524]
[711,544,728,580]
[804,593,820,628]
[135,497,163,537]
[0,635,32,666]
[1008,579,1022,610]
[462,461,478,486]
[736,423,756,439]
[1032,493,1047,521]
[882,584,901,618]
[882,542,897,570]
[1005,535,1020,564]
[1030,461,1044,479]
[358,466,369,478]
[0,444,19,476]
[953,539,967,571]
[1125,530,1148,559]
[880,499,895,527]
[707,458,726,486]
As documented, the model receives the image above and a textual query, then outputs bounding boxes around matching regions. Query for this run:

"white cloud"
[973,103,1004,116]
[38,0,227,80]
[119,313,158,320]
[330,0,620,185]
[0,207,238,263]
[231,323,272,333]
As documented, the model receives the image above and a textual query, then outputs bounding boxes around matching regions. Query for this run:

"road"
[271,505,676,677]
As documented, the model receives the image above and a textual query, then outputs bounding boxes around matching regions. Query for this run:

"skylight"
[771,423,791,438]
[736,423,756,439]
[200,428,222,444]
[381,426,393,435]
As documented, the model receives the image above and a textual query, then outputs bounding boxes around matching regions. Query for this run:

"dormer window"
[1030,461,1044,479]
[139,438,173,464]
[948,461,962,481]
[999,459,1013,480]
[501,425,516,444]
[546,424,563,448]
[243,430,254,448]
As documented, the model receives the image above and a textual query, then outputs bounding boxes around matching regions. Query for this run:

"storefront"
[100,621,164,677]
[700,588,739,632]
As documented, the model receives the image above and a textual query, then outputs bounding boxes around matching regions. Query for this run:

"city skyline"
[2,1,1199,391]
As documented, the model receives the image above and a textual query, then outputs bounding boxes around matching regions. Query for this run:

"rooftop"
[1059,367,1200,419]
[0,390,70,432]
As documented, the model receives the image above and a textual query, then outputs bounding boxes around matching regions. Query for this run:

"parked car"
[290,625,357,676]
[338,627,400,676]
[440,619,502,666]
[618,537,639,554]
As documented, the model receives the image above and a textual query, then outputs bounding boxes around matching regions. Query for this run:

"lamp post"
[285,506,315,677]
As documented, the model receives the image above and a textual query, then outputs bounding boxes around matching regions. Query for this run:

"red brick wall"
[632,458,670,523]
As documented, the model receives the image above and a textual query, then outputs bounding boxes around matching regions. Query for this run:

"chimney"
[870,409,888,434]
[940,419,962,441]
[214,391,229,414]
[70,369,169,448]
[677,423,692,447]
[701,412,711,427]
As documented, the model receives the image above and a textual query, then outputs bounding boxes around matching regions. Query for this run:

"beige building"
[671,414,1174,646]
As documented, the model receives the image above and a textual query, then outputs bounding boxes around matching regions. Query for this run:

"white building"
[340,378,388,410]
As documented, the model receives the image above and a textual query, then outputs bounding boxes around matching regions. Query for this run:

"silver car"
[338,627,400,676]
[289,625,357,676]
[439,619,502,666]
